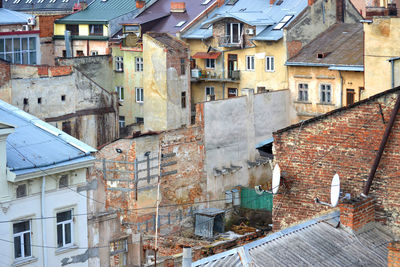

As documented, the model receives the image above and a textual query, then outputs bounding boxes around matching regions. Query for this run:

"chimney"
[217,0,224,7]
[339,197,375,232]
[171,2,186,12]
[182,246,192,267]
[270,0,275,5]
[308,0,315,6]
[388,241,400,267]
[336,0,345,23]
[136,0,145,9]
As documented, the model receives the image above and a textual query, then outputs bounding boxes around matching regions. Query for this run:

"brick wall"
[287,40,303,59]
[339,197,375,231]
[272,89,400,232]
[39,15,65,38]
[388,241,400,267]
[0,60,10,87]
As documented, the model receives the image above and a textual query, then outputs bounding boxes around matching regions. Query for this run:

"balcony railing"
[191,69,240,82]
[218,35,243,48]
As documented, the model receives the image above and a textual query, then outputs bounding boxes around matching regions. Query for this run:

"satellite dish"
[272,164,281,194]
[254,185,264,195]
[330,173,340,207]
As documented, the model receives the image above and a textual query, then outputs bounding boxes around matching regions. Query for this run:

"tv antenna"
[255,164,281,195]
[314,173,340,207]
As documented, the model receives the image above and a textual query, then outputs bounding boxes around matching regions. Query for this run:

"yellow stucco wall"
[79,24,89,36]
[54,24,66,36]
[364,17,400,96]
[288,66,364,120]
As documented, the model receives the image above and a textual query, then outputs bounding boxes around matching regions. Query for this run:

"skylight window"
[201,0,212,5]
[176,21,186,27]
[273,15,294,30]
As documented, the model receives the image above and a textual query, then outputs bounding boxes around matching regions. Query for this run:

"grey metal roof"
[0,8,31,25]
[182,0,307,41]
[2,0,76,12]
[0,100,96,177]
[193,211,393,267]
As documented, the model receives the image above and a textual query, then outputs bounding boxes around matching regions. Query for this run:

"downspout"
[222,50,225,99]
[339,70,343,107]
[41,176,48,267]
[362,93,400,196]
[391,60,395,88]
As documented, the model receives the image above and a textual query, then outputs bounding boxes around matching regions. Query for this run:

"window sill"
[13,257,38,267]
[55,245,78,255]
[317,102,335,106]
[114,70,124,73]
[136,101,144,104]
[265,70,275,73]
[245,69,255,72]
[294,101,312,104]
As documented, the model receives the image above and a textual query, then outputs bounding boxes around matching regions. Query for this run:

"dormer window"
[226,23,243,44]
[273,15,294,30]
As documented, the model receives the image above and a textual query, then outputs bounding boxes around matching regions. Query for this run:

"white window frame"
[116,86,124,101]
[136,87,144,103]
[320,84,332,103]
[119,116,125,128]
[0,35,38,65]
[298,83,309,102]
[135,57,143,72]
[13,220,32,260]
[205,58,215,69]
[115,56,123,72]
[110,239,128,266]
[205,86,215,99]
[265,56,275,72]
[56,210,74,248]
[246,55,255,71]
[227,23,241,44]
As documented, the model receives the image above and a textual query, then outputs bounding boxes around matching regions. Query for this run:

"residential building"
[0,60,119,148]
[110,0,215,130]
[53,0,151,58]
[0,8,40,65]
[286,23,364,120]
[0,99,96,266]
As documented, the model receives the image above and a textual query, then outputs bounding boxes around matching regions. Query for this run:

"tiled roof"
[0,100,96,177]
[0,8,31,25]
[2,0,76,12]
[287,23,364,67]
[182,0,307,41]
[193,211,393,267]
[124,0,216,34]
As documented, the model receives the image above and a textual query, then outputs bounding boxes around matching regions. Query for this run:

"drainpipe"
[362,93,400,196]
[388,57,400,88]
[41,176,48,267]
[339,70,343,107]
[222,50,225,99]
[182,246,192,267]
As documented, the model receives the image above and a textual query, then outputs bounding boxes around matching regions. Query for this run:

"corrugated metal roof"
[0,8,31,25]
[0,100,96,176]
[193,211,393,267]
[182,0,307,41]
[287,23,364,66]
[2,0,75,12]
[56,0,149,23]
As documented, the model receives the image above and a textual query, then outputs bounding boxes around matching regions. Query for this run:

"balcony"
[218,35,243,48]
[190,69,240,83]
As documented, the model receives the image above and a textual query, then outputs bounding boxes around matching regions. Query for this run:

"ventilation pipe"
[182,246,192,267]
[64,30,72,58]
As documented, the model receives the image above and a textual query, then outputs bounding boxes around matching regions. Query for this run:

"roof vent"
[317,52,331,59]
[171,2,186,12]
[136,0,145,9]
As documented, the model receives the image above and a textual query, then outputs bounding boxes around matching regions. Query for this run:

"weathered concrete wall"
[286,0,362,58]
[203,90,292,204]
[56,55,113,92]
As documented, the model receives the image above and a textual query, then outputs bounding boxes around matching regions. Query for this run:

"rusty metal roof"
[146,32,187,51]
[287,23,363,67]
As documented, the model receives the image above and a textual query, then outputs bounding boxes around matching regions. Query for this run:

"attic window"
[276,0,284,5]
[201,0,212,5]
[226,0,239,5]
[16,184,27,198]
[317,52,330,58]
[176,21,186,27]
[273,15,294,30]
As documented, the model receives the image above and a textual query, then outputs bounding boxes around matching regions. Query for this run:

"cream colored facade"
[364,17,400,95]
[288,66,364,121]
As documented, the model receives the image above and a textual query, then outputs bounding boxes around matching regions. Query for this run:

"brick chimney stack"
[136,0,145,9]
[339,197,375,232]
[217,0,224,7]
[171,2,186,12]
[270,0,275,5]
[308,0,315,6]
[336,0,345,22]
[388,241,400,267]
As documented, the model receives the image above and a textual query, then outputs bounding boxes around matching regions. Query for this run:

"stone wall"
[0,60,11,103]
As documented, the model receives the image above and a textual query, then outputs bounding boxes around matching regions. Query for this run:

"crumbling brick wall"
[272,88,400,232]
[0,60,10,87]
[39,15,65,37]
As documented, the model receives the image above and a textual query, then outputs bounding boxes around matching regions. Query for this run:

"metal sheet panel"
[195,214,214,238]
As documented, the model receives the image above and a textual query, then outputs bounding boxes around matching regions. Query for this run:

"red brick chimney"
[336,0,345,22]
[308,0,315,5]
[217,0,224,7]
[388,241,400,267]
[270,0,275,5]
[171,2,186,12]
[136,0,145,9]
[339,197,375,232]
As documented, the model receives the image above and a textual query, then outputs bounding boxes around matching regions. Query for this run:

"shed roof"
[0,100,96,177]
[2,0,75,12]
[193,211,393,266]
[287,23,363,67]
[0,8,31,25]
[182,0,307,41]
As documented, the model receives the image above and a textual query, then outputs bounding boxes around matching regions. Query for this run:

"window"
[136,87,144,103]
[76,50,84,57]
[119,116,125,128]
[206,58,215,69]
[320,84,332,103]
[13,220,31,260]
[37,97,42,104]
[90,50,98,56]
[115,57,124,72]
[59,175,68,188]
[61,95,66,101]
[257,86,267,93]
[110,239,128,267]
[136,117,144,124]
[116,86,124,101]
[89,24,103,36]
[181,92,186,108]
[16,184,27,198]
[226,23,242,44]
[273,15,294,30]
[176,21,186,27]
[346,89,355,106]
[135,57,143,72]
[66,24,79,35]
[180,58,186,75]
[246,56,255,71]
[265,56,274,72]
[57,210,73,248]
[205,86,215,100]
[62,121,71,135]
[23,98,28,105]
[298,83,308,102]
[228,88,238,98]
[0,36,37,65]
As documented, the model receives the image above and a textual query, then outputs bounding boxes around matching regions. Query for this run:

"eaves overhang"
[286,61,364,71]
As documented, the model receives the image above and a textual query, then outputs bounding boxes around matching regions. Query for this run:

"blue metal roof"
[182,0,307,41]
[255,137,274,149]
[0,8,31,25]
[0,100,96,176]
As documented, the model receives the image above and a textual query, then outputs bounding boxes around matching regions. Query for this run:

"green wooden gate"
[240,187,273,211]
